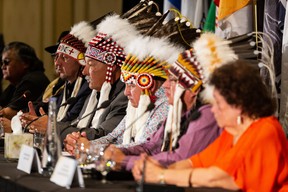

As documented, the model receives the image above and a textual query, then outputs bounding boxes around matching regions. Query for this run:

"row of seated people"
[0,0,287,191]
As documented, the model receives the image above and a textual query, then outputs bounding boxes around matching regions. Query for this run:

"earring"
[237,115,243,125]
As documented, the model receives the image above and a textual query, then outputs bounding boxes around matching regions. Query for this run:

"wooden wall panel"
[73,0,88,22]
[88,0,122,20]
[42,0,56,79]
[3,0,42,51]
[0,0,123,84]
[0,0,3,32]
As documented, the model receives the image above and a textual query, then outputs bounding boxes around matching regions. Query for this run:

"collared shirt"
[121,104,221,171]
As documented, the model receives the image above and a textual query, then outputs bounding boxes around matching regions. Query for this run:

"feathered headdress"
[121,8,202,90]
[85,0,163,82]
[121,5,202,145]
[83,0,164,129]
[56,21,96,121]
[57,21,96,66]
[121,36,180,144]
[163,33,238,151]
[228,32,277,106]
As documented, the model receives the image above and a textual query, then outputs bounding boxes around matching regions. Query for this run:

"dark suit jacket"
[59,79,128,142]
[56,78,92,122]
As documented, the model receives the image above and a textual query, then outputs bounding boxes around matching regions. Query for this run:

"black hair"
[3,41,45,72]
[209,60,276,118]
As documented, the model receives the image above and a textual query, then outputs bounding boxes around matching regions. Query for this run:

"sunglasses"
[1,59,11,67]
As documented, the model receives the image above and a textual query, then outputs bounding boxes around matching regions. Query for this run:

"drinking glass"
[74,142,89,167]
[95,146,115,183]
[33,129,45,151]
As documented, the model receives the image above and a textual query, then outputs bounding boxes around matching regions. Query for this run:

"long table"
[0,146,237,192]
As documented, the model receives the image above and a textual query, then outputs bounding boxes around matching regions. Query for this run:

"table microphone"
[23,90,32,100]
[8,90,32,107]
[136,156,147,192]
[73,100,111,125]
[59,100,112,135]
[23,97,78,132]
[0,90,32,116]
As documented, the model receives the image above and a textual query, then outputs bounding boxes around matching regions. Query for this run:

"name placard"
[50,156,79,188]
[17,145,42,174]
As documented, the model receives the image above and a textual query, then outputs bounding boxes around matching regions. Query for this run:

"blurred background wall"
[0,0,163,89]
[0,0,113,90]
[0,0,124,83]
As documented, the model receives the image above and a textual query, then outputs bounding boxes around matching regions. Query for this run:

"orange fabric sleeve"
[190,130,233,167]
[190,116,288,191]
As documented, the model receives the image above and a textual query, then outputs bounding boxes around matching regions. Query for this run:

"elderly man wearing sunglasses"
[0,42,50,132]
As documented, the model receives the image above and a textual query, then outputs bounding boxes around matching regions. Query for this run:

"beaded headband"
[85,0,164,83]
[57,21,96,66]
[120,35,182,92]
[169,33,238,97]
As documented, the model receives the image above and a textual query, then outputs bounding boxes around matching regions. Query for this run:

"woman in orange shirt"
[132,60,288,191]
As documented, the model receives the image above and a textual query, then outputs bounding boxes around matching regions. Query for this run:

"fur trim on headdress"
[149,37,184,64]
[161,84,184,151]
[70,21,97,47]
[96,14,141,52]
[125,37,151,61]
[193,33,238,83]
[125,36,184,64]
[193,33,238,103]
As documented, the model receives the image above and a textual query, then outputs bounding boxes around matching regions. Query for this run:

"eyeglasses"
[1,59,11,67]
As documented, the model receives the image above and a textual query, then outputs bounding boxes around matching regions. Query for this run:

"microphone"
[59,100,112,135]
[23,90,32,100]
[120,102,155,143]
[23,97,78,132]
[125,102,155,133]
[23,113,47,133]
[59,97,77,107]
[137,156,147,192]
[9,90,32,106]
[0,90,32,117]
[74,100,111,126]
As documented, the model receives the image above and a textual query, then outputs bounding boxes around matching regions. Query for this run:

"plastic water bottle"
[41,97,61,176]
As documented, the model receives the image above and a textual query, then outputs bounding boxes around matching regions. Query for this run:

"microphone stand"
[59,100,112,135]
[23,113,47,133]
[137,156,147,192]
[23,97,77,133]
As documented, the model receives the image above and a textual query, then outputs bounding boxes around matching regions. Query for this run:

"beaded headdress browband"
[57,21,96,66]
[168,33,239,103]
[85,0,163,84]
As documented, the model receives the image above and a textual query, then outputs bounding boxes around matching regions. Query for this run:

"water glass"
[75,142,89,167]
[94,146,115,183]
[33,129,45,151]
